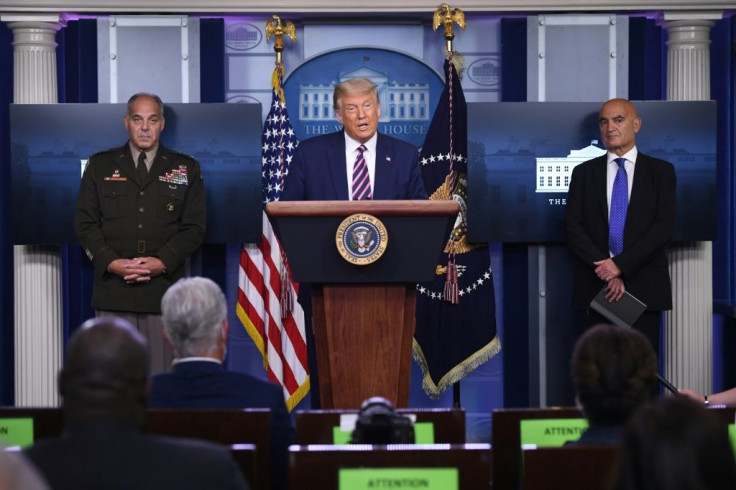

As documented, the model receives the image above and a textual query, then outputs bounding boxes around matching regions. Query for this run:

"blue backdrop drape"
[1,22,14,405]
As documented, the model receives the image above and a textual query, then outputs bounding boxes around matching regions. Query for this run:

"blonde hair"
[333,78,378,111]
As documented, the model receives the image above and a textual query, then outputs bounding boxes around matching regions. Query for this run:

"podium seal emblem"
[336,213,388,265]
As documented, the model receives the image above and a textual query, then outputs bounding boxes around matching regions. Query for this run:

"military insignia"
[104,169,127,182]
[335,213,388,265]
[158,165,189,185]
[166,203,175,212]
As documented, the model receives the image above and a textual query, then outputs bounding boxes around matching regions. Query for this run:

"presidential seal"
[335,214,388,265]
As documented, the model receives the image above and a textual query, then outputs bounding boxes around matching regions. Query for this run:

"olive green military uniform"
[75,143,206,370]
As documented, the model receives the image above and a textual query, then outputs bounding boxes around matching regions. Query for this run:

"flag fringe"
[284,377,310,412]
[236,301,269,371]
[272,64,285,103]
[412,335,502,399]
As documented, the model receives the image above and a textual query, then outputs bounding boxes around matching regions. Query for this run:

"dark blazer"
[564,152,676,311]
[75,142,206,313]
[148,361,294,490]
[564,425,624,446]
[281,130,427,201]
[24,420,249,490]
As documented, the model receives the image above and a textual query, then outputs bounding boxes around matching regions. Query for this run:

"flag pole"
[265,15,298,316]
[433,3,466,408]
[238,13,309,410]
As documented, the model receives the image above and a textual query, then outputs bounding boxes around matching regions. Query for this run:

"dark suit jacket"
[281,130,427,201]
[564,425,624,446]
[148,361,294,490]
[24,419,249,490]
[75,143,206,313]
[564,152,676,311]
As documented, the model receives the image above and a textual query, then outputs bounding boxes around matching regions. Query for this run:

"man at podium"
[280,77,428,408]
[281,77,427,201]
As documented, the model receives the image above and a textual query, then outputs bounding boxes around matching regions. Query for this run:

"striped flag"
[413,57,501,398]
[237,64,309,411]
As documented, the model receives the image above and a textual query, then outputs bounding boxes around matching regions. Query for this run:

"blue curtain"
[711,16,735,391]
[0,22,14,404]
[57,20,99,346]
[500,18,531,408]
[628,17,664,101]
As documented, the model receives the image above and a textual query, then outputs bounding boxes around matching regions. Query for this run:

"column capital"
[0,12,67,30]
[657,10,723,26]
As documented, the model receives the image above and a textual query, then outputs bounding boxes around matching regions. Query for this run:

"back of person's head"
[613,396,736,490]
[60,317,149,426]
[572,324,657,427]
[161,276,227,359]
[333,77,378,110]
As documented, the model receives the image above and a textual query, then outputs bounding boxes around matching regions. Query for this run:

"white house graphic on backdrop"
[299,66,430,123]
[535,141,606,193]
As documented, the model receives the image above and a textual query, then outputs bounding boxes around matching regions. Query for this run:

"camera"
[350,396,415,444]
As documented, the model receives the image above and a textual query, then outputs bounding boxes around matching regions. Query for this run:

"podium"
[266,200,459,408]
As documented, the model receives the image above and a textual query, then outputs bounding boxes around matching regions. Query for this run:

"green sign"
[333,422,435,445]
[729,424,736,458]
[339,468,458,490]
[520,418,588,448]
[0,418,34,448]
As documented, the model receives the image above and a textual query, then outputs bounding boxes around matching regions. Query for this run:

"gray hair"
[126,92,164,118]
[333,78,378,111]
[161,277,227,358]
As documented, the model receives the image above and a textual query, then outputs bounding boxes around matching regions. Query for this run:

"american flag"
[237,64,309,410]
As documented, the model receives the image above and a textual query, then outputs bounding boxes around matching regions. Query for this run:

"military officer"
[75,92,206,373]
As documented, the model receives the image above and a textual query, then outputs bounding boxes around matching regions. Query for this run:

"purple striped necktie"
[352,144,372,200]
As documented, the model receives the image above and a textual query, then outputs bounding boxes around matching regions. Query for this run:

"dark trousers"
[96,310,173,374]
[577,308,662,358]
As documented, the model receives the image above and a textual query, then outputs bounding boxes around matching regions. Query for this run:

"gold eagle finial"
[432,3,466,48]
[265,15,296,63]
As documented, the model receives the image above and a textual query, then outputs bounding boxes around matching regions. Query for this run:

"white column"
[660,11,721,395]
[1,13,66,406]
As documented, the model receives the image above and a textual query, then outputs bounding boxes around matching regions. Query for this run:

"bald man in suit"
[564,98,676,354]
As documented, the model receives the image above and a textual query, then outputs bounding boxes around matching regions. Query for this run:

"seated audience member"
[612,396,736,490]
[148,276,294,490]
[0,447,49,490]
[23,317,249,490]
[679,386,736,406]
[568,323,658,445]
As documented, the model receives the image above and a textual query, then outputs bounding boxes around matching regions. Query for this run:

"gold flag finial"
[432,3,465,54]
[265,14,297,64]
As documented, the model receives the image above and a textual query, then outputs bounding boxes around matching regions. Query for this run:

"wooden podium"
[266,200,459,409]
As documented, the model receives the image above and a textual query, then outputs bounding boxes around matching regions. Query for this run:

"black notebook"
[589,286,647,329]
